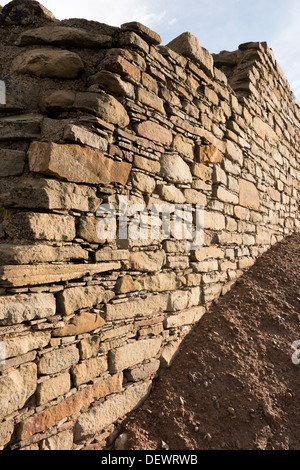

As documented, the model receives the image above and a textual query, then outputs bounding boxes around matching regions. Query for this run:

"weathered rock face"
[0,0,299,452]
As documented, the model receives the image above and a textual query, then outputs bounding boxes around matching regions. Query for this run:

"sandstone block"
[0,420,14,448]
[36,372,71,406]
[167,32,214,77]
[192,163,213,181]
[71,356,108,387]
[135,121,173,146]
[106,294,169,321]
[38,345,80,375]
[137,87,165,114]
[0,294,55,326]
[125,360,160,382]
[183,189,207,205]
[0,244,89,265]
[0,363,37,420]
[213,186,239,205]
[74,381,151,441]
[129,250,166,272]
[63,124,108,151]
[160,154,192,184]
[0,149,25,177]
[3,212,76,242]
[74,92,130,127]
[53,312,106,337]
[121,22,161,45]
[4,331,50,359]
[225,140,244,165]
[56,285,110,316]
[195,144,223,163]
[109,338,162,373]
[41,430,73,451]
[0,263,120,287]
[160,339,183,368]
[0,177,100,212]
[17,25,113,48]
[88,70,135,98]
[204,211,226,230]
[20,373,123,440]
[95,248,129,262]
[239,179,260,209]
[173,134,194,160]
[164,306,205,329]
[102,55,141,82]
[12,49,84,79]
[193,246,224,262]
[133,155,160,174]
[157,184,186,204]
[28,142,131,185]
[132,172,156,194]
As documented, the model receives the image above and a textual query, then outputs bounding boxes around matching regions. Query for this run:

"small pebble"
[228,407,235,415]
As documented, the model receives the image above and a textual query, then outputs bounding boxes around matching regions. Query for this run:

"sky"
[2,0,300,98]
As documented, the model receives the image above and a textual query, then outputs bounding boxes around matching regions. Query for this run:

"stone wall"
[0,0,299,451]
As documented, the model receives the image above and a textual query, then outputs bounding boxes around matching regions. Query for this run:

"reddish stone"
[28,142,132,185]
[19,373,123,441]
[103,55,141,82]
[135,121,173,146]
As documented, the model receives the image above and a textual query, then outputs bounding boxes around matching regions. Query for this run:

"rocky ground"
[119,233,300,450]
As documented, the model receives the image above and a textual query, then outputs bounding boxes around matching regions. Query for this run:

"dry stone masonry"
[0,0,299,451]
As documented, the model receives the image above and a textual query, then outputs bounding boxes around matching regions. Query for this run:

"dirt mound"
[120,233,300,450]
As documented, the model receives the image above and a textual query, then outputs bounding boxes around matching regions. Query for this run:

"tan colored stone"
[183,189,207,205]
[0,294,55,326]
[137,87,165,114]
[173,134,194,160]
[53,312,105,337]
[195,144,223,163]
[160,339,183,368]
[20,373,123,440]
[4,332,50,359]
[103,55,141,82]
[89,70,135,98]
[74,92,130,127]
[132,172,156,193]
[3,212,76,242]
[0,420,14,448]
[135,121,173,146]
[164,306,205,328]
[71,356,108,387]
[204,211,226,230]
[194,246,224,262]
[36,373,71,406]
[192,163,213,181]
[63,124,108,151]
[157,184,186,204]
[0,363,37,420]
[41,430,73,451]
[0,263,121,287]
[121,22,161,45]
[12,49,84,79]
[28,142,131,185]
[133,155,160,174]
[38,345,80,375]
[95,248,129,262]
[129,250,166,272]
[214,186,239,205]
[160,154,192,184]
[17,25,113,49]
[167,32,214,77]
[267,186,281,202]
[126,360,160,382]
[239,179,260,209]
[0,244,89,266]
[106,294,169,321]
[109,338,162,373]
[57,285,111,316]
[74,381,151,441]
